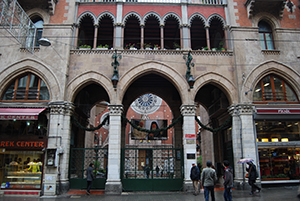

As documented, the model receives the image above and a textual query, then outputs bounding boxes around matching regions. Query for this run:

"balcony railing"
[79,0,226,5]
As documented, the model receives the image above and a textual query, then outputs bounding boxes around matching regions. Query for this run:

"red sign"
[0,140,47,150]
[0,115,38,120]
[256,108,300,114]
[185,134,196,139]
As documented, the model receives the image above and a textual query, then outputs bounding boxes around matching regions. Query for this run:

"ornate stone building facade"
[0,0,300,196]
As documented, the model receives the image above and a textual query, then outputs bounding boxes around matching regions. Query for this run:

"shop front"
[255,107,300,183]
[0,108,48,191]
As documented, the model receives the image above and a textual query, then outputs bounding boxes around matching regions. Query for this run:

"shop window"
[1,73,50,102]
[258,20,274,50]
[256,120,300,142]
[258,148,300,180]
[253,75,298,103]
[0,150,44,189]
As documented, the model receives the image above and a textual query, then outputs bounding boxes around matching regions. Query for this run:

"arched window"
[258,21,274,50]
[1,73,50,101]
[253,75,298,103]
[31,16,44,47]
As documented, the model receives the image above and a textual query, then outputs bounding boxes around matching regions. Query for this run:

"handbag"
[245,173,249,178]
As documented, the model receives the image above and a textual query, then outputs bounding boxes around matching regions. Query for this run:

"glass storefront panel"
[0,150,43,189]
[259,148,300,180]
[256,120,300,142]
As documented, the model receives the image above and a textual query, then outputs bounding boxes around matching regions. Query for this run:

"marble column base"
[183,180,194,193]
[105,180,122,195]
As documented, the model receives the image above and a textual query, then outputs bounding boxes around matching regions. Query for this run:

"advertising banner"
[131,119,167,140]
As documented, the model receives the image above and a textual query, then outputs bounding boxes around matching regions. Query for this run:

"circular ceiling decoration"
[131,94,162,114]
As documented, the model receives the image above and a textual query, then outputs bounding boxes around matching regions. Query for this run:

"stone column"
[140,24,144,49]
[114,1,123,49]
[205,26,210,49]
[48,102,74,194]
[229,104,258,190]
[93,24,99,49]
[224,25,229,49]
[105,105,123,195]
[160,24,164,50]
[180,105,197,193]
[181,24,190,50]
[74,24,79,48]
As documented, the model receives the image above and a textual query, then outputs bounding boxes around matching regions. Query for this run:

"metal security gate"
[121,148,183,191]
[69,148,108,189]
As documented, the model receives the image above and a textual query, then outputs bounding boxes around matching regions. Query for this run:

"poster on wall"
[131,119,168,140]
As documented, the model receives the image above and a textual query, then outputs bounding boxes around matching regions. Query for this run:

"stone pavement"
[1,186,300,201]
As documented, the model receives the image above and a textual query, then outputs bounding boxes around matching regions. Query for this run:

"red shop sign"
[256,108,300,114]
[185,134,196,139]
[0,139,47,150]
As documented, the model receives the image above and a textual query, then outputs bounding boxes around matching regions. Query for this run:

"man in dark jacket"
[246,161,261,195]
[190,162,200,195]
[86,163,94,195]
[223,160,233,201]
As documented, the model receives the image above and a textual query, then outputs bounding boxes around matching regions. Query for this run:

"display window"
[0,150,44,189]
[256,120,300,142]
[259,148,300,181]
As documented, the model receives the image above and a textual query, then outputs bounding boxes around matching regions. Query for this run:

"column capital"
[114,23,124,27]
[180,105,196,116]
[94,24,99,28]
[229,103,255,116]
[49,101,75,115]
[109,105,123,116]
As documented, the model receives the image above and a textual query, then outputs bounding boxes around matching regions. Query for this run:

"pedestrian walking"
[145,165,150,179]
[190,162,200,196]
[223,160,233,201]
[197,163,202,193]
[246,161,261,195]
[201,160,217,201]
[86,163,94,195]
[156,165,160,177]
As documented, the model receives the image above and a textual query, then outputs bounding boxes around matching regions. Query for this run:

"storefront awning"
[0,108,46,120]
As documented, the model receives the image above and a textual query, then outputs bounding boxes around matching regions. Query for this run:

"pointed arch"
[162,12,182,26]
[143,12,162,25]
[0,59,61,101]
[118,61,190,105]
[77,11,97,25]
[66,71,113,103]
[189,12,206,26]
[193,72,236,105]
[123,11,143,25]
[207,13,226,27]
[242,60,300,103]
[97,11,116,24]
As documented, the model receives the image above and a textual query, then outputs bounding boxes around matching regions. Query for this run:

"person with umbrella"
[246,161,261,195]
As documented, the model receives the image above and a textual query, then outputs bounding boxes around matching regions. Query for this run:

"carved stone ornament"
[49,102,74,115]
[180,105,196,116]
[109,105,124,116]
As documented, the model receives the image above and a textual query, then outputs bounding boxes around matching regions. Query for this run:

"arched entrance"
[121,74,184,191]
[69,83,110,190]
[195,83,232,178]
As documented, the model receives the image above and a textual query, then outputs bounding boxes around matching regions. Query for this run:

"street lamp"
[111,50,121,88]
[183,51,195,89]
[38,38,51,46]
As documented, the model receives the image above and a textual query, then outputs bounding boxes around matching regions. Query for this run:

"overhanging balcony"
[245,0,286,19]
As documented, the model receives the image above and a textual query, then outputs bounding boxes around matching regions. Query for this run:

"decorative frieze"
[49,102,74,115]
[229,104,255,116]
